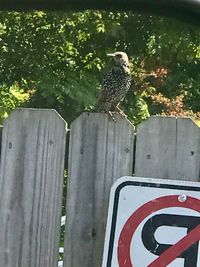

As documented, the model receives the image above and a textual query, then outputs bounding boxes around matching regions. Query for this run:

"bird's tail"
[93,103,103,112]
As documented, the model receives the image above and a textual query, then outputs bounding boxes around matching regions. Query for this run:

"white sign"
[102,176,200,267]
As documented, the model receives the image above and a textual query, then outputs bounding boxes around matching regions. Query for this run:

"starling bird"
[95,51,131,115]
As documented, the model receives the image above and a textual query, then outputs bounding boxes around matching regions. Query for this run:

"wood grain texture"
[176,117,200,181]
[64,112,134,267]
[135,116,200,181]
[0,125,2,162]
[0,109,67,267]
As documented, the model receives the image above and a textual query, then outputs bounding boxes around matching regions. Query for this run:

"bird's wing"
[96,66,122,107]
[96,68,115,103]
[102,66,121,90]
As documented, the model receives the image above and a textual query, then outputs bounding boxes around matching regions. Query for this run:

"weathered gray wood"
[64,112,134,267]
[0,108,67,267]
[135,116,176,179]
[0,125,2,162]
[135,116,200,181]
[176,117,200,181]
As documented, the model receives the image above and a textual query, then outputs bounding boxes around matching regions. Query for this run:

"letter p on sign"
[102,177,200,267]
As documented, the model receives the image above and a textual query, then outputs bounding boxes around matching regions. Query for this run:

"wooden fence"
[0,109,199,267]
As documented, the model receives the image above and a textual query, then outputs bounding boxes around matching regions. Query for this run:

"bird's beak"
[107,53,115,57]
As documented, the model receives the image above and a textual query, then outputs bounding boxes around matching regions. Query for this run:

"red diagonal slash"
[148,223,200,266]
[118,195,200,267]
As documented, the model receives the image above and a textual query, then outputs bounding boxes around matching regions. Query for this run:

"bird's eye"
[116,54,122,58]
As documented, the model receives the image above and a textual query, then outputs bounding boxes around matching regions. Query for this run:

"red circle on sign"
[118,195,200,267]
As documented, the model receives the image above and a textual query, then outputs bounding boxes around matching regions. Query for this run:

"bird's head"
[107,51,130,68]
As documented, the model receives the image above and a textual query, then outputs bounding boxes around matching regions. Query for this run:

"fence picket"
[0,109,67,267]
[135,116,200,181]
[64,112,135,267]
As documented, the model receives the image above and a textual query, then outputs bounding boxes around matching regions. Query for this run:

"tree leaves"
[0,11,199,124]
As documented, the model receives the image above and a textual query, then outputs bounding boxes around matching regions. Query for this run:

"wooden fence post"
[64,112,134,267]
[135,116,200,181]
[0,109,67,267]
[0,125,2,161]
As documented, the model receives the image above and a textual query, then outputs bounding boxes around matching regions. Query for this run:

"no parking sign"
[102,177,200,267]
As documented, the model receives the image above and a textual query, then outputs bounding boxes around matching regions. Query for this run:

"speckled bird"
[95,51,131,114]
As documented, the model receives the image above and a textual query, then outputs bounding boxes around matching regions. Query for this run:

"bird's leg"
[116,106,127,118]
[108,111,117,122]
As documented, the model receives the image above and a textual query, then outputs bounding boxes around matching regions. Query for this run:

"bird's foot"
[116,107,127,118]
[108,111,117,122]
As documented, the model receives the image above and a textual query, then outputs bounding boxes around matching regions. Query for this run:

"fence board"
[64,112,134,267]
[0,109,67,267]
[135,116,200,181]
[176,117,200,181]
[0,125,2,162]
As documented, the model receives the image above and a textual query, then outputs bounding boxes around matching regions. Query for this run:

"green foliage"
[0,11,199,125]
[0,83,29,122]
[0,11,199,262]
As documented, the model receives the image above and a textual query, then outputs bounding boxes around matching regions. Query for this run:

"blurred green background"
[0,11,199,125]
